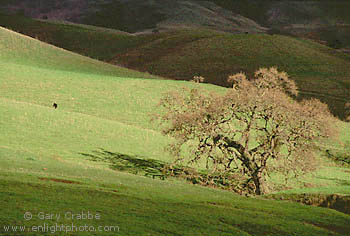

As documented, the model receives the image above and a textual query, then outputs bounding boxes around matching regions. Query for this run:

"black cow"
[53,103,58,109]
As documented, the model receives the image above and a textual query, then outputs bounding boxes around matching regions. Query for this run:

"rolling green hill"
[1,26,350,235]
[1,13,350,119]
[97,29,350,119]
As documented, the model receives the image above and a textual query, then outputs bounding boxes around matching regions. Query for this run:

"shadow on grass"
[80,149,250,195]
[80,149,167,180]
[324,144,350,167]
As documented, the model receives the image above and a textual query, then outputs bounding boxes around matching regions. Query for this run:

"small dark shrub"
[327,39,343,49]
[267,27,282,35]
[345,102,350,121]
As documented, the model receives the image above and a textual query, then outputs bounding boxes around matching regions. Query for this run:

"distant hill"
[205,0,350,49]
[200,0,350,26]
[0,0,266,33]
[2,0,350,46]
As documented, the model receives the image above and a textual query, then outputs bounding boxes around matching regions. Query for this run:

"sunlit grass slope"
[0,27,350,235]
[0,25,178,162]
[0,25,158,79]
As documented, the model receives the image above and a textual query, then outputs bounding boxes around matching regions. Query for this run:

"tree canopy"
[156,67,335,195]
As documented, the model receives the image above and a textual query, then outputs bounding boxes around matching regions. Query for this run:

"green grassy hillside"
[1,13,350,118]
[111,30,350,119]
[1,27,350,235]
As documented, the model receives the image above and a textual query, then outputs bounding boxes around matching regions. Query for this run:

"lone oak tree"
[157,67,334,195]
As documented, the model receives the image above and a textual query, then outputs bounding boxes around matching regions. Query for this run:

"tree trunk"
[252,171,266,195]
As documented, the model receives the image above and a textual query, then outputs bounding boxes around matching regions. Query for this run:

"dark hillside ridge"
[198,0,350,27]
[0,0,266,33]
[3,1,350,28]
[198,0,350,49]
[2,0,350,48]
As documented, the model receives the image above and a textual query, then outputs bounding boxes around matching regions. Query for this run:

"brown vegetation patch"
[38,177,81,185]
[304,221,350,236]
[267,193,350,215]
[206,202,236,208]
[303,182,316,188]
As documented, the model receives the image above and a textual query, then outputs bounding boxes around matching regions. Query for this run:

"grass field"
[1,26,350,235]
